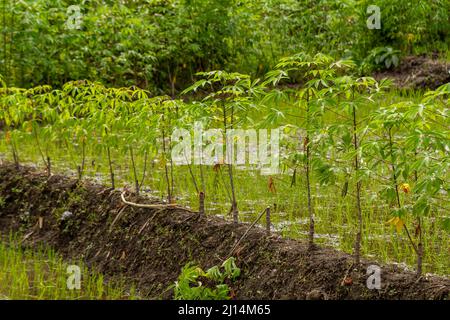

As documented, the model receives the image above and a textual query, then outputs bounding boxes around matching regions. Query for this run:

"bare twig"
[109,205,127,232]
[138,211,159,234]
[120,192,196,212]
[225,206,269,260]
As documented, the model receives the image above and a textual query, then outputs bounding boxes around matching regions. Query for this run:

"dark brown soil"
[374,56,450,89]
[0,164,448,300]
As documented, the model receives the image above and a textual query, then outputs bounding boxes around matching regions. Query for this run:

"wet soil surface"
[0,164,448,299]
[374,55,450,90]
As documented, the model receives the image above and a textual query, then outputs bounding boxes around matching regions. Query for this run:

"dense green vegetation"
[0,237,137,299]
[0,53,448,276]
[1,0,449,91]
[0,0,448,299]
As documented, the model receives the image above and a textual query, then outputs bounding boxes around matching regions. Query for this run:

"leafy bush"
[0,0,240,91]
[0,0,448,90]
[172,257,241,300]
[361,46,401,73]
[359,0,450,55]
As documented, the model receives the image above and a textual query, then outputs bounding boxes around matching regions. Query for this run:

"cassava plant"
[367,84,449,276]
[262,53,355,250]
[328,76,386,265]
[182,71,261,223]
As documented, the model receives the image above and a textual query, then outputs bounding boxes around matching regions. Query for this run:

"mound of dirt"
[0,164,448,300]
[374,56,450,89]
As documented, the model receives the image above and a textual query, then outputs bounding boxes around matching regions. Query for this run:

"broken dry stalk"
[266,206,271,235]
[226,206,269,259]
[120,192,195,212]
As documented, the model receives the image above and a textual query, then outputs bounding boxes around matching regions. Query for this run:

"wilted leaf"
[399,183,411,194]
[386,216,405,233]
[268,176,276,194]
[5,131,11,143]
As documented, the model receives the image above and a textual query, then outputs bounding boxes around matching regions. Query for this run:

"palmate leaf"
[413,176,444,196]
[262,69,289,86]
[329,59,356,71]
[206,266,224,282]
[412,197,430,216]
[423,82,450,102]
[260,107,286,127]
[181,79,209,95]
[312,158,335,185]
[380,185,397,203]
[222,257,240,281]
[260,88,289,106]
